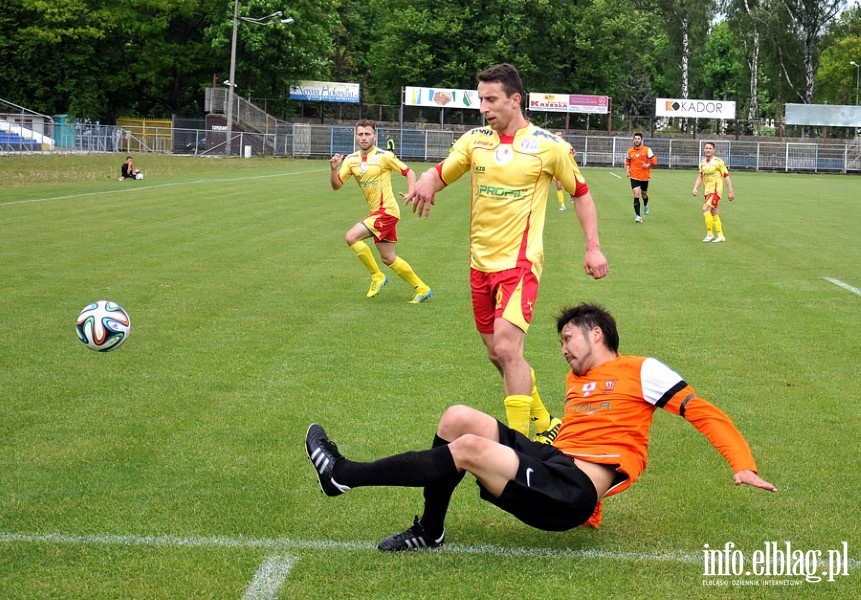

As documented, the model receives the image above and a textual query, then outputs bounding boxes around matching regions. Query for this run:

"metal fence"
[3,116,860,173]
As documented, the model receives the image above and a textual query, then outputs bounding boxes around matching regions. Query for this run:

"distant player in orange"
[330,120,432,303]
[305,302,777,551]
[625,133,658,222]
[692,141,735,243]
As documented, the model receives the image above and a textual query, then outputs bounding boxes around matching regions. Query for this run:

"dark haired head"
[477,63,525,102]
[555,303,620,353]
[356,119,376,131]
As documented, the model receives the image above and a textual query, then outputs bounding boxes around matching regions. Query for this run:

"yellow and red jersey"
[337,146,410,218]
[553,355,758,498]
[698,156,730,196]
[625,145,658,181]
[437,124,589,276]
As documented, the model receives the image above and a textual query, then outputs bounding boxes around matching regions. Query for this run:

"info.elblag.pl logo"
[702,541,853,587]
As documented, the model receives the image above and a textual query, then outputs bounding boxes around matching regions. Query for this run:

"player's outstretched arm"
[404,168,444,219]
[329,154,344,190]
[399,168,417,200]
[571,191,609,280]
[733,469,777,493]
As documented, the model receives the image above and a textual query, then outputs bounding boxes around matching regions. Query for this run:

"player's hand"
[329,154,343,171]
[404,190,436,219]
[404,171,439,219]
[584,248,609,280]
[733,470,777,493]
[728,190,735,201]
[692,188,699,196]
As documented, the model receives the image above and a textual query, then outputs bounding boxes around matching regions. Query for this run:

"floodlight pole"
[225,0,240,156]
[224,5,293,156]
[851,61,860,106]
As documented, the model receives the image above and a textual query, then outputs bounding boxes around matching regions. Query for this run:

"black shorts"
[630,178,649,191]
[476,421,598,531]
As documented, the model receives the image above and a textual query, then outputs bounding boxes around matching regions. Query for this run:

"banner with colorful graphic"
[404,86,480,109]
[656,98,736,119]
[289,81,360,104]
[528,93,610,114]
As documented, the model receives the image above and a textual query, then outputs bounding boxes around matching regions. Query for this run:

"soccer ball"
[75,300,131,352]
[135,171,144,180]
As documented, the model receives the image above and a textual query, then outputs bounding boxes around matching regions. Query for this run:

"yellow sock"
[503,395,532,437]
[712,215,723,237]
[556,189,565,208]
[528,369,551,433]
[703,213,714,235]
[350,241,383,278]
[389,256,428,291]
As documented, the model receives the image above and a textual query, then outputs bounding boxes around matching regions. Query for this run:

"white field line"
[2,531,858,568]
[609,171,622,179]
[241,554,295,600]
[823,277,861,297]
[0,168,328,208]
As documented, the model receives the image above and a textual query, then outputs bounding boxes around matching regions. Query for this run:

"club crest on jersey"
[603,380,617,393]
[519,138,539,153]
[360,162,368,173]
[582,381,597,397]
[494,145,513,165]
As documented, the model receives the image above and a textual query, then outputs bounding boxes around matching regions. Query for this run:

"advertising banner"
[656,98,736,119]
[528,93,610,114]
[404,86,480,109]
[290,81,360,104]
[785,103,861,127]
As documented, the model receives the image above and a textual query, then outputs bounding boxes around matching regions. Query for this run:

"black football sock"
[332,442,458,488]
[420,435,465,539]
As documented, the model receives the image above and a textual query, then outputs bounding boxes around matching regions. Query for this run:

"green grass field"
[1,154,859,599]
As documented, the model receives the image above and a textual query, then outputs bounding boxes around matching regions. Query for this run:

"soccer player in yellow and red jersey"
[404,64,609,444]
[304,302,776,551]
[692,141,735,243]
[330,120,432,303]
[625,133,658,222]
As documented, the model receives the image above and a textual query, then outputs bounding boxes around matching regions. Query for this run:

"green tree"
[814,6,861,104]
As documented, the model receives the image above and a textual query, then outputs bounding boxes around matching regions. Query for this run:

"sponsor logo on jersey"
[570,400,612,414]
[477,185,527,199]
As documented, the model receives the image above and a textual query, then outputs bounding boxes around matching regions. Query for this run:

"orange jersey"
[625,146,657,181]
[337,146,409,218]
[553,355,758,497]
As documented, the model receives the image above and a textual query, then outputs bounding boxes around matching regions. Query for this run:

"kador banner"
[656,98,736,119]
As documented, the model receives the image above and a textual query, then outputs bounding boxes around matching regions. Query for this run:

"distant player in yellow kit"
[692,141,735,243]
[330,120,433,302]
[404,64,608,443]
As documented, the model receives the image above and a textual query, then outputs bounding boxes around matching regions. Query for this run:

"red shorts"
[361,210,399,243]
[704,192,721,209]
[470,267,539,334]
